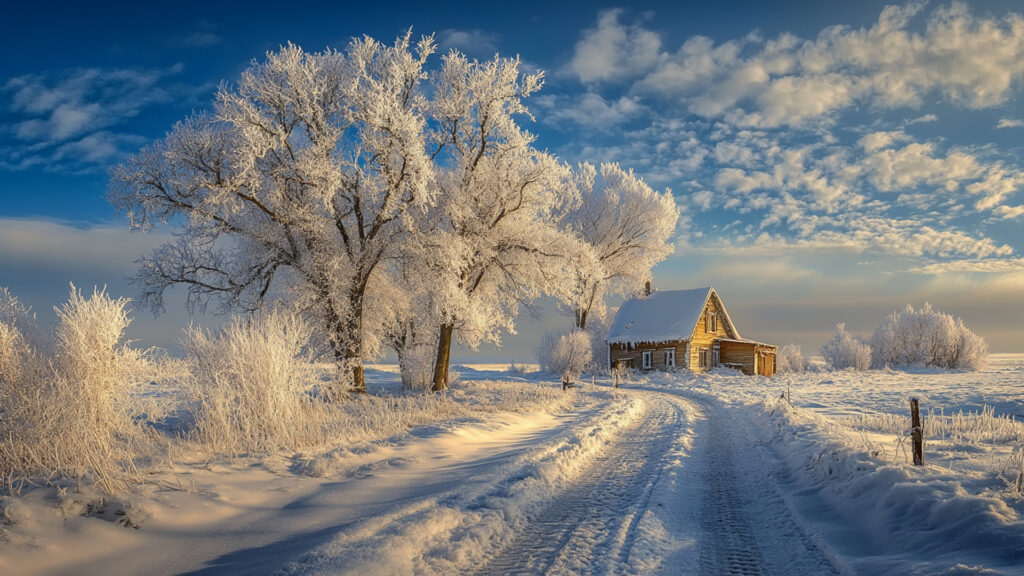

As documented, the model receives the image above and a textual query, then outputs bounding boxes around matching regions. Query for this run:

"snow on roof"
[607,287,726,345]
[719,337,777,349]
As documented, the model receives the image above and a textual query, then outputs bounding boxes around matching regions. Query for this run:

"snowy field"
[2,358,1024,574]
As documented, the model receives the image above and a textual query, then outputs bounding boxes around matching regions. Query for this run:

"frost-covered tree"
[427,52,576,391]
[109,36,436,393]
[371,237,447,390]
[536,329,592,385]
[562,162,679,330]
[776,343,809,374]
[870,303,988,370]
[821,323,871,371]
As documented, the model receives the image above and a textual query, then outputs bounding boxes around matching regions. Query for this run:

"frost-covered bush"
[584,313,612,372]
[184,309,328,454]
[507,363,531,376]
[821,323,871,371]
[0,288,42,353]
[0,291,44,403]
[776,343,810,374]
[397,341,434,391]
[1,285,153,494]
[869,303,988,370]
[537,329,592,382]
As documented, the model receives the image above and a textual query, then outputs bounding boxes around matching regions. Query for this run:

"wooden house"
[606,286,776,376]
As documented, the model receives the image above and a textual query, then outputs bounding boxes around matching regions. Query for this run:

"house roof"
[607,287,742,345]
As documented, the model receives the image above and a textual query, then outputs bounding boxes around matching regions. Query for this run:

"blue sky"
[2,0,1024,357]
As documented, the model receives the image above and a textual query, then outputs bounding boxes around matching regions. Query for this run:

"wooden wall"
[688,292,735,371]
[720,340,777,376]
[720,340,756,375]
[610,340,687,371]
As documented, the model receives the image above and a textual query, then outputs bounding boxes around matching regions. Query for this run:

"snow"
[3,357,1024,574]
[607,286,724,345]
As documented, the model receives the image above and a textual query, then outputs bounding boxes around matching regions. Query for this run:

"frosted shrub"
[184,309,328,454]
[536,331,559,374]
[1,285,152,494]
[870,303,988,370]
[821,323,871,371]
[537,329,592,383]
[585,314,612,372]
[507,363,531,376]
[776,343,809,374]
[0,288,41,352]
[399,342,435,391]
[0,289,45,411]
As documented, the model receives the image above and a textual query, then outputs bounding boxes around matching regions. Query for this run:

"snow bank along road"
[284,388,846,576]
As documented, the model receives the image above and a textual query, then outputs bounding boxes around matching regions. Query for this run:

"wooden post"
[910,397,923,466]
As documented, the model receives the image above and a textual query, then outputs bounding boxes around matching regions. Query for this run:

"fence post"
[910,397,923,466]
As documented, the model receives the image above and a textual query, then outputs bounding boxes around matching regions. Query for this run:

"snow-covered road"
[286,387,851,575]
[467,388,845,576]
[476,393,687,575]
[689,392,842,576]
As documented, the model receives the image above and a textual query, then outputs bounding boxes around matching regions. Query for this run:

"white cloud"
[714,167,773,194]
[718,216,1012,259]
[965,165,1024,211]
[0,218,162,269]
[1,65,184,171]
[569,9,662,84]
[5,66,178,144]
[995,204,1024,219]
[51,131,148,164]
[858,130,908,153]
[907,113,938,125]
[542,93,642,129]
[908,258,1024,274]
[861,142,982,192]
[619,3,1024,127]
[997,117,1024,128]
[437,29,498,56]
[691,190,713,211]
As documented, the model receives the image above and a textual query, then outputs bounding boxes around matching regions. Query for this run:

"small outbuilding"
[606,286,776,376]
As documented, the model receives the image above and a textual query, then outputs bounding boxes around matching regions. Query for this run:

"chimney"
[644,280,651,296]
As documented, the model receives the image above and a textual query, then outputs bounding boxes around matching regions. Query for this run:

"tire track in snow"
[698,404,765,575]
[695,397,840,576]
[476,394,686,576]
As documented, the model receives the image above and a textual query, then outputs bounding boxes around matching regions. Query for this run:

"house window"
[642,350,653,369]
[665,348,675,368]
[706,310,718,333]
[699,347,709,368]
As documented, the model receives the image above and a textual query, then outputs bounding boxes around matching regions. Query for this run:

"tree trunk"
[323,284,367,397]
[347,283,367,394]
[348,348,365,393]
[431,322,455,391]
[576,307,588,330]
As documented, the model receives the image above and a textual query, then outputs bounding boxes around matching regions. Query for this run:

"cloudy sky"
[2,0,1023,358]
